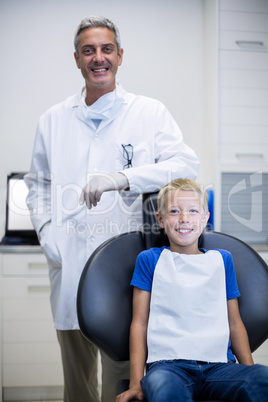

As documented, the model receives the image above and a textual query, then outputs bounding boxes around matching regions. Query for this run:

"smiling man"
[25,16,199,402]
[74,25,123,104]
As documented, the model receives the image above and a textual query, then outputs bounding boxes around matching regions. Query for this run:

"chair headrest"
[142,192,169,249]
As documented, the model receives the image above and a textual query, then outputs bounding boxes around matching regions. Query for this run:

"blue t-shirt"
[131,247,240,362]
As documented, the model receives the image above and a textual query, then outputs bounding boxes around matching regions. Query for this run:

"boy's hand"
[116,388,144,401]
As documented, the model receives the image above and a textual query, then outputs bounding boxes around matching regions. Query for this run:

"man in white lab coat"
[25,15,199,402]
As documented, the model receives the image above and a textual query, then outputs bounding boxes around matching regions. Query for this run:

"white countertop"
[0,245,42,253]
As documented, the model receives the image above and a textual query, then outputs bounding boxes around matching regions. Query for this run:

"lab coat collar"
[70,82,128,131]
[68,81,127,108]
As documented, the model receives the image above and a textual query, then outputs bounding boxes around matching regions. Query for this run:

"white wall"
[0,0,215,238]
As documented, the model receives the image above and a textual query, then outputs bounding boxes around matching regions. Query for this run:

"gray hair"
[74,15,121,54]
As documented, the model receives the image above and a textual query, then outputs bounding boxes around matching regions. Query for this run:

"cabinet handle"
[236,40,264,48]
[27,262,48,269]
[27,282,50,292]
[236,153,264,160]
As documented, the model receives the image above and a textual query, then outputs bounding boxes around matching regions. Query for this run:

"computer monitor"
[2,172,39,245]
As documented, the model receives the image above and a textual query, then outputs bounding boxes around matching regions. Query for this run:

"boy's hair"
[157,178,209,215]
[74,15,121,55]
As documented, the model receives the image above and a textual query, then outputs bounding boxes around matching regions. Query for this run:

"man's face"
[74,27,123,97]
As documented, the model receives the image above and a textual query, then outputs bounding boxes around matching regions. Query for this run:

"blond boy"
[117,178,268,402]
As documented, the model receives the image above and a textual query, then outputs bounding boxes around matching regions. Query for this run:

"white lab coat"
[25,83,199,329]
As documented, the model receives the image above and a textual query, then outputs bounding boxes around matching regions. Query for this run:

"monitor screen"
[7,175,34,230]
[2,173,39,244]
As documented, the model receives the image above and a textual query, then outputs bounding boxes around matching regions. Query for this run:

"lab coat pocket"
[40,221,62,268]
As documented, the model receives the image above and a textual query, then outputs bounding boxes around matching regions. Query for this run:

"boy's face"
[156,189,209,254]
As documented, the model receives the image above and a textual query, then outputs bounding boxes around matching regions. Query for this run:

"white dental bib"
[147,249,229,364]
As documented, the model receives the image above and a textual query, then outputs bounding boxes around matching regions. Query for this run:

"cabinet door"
[220,126,267,144]
[220,87,268,108]
[2,252,63,388]
[220,31,268,52]
[220,0,268,13]
[220,10,268,32]
[220,69,268,89]
[2,253,48,276]
[220,143,268,171]
[220,50,268,70]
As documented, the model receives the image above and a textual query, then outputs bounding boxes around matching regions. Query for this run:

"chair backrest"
[77,231,144,361]
[77,193,268,361]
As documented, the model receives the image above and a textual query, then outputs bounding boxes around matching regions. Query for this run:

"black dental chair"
[77,193,268,401]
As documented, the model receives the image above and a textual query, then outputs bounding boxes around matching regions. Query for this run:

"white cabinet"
[218,0,268,362]
[217,0,268,245]
[219,0,268,173]
[0,246,63,401]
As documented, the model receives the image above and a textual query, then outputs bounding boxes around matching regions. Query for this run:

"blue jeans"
[140,359,268,401]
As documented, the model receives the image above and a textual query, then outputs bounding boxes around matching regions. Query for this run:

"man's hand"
[79,172,129,209]
[116,388,144,402]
